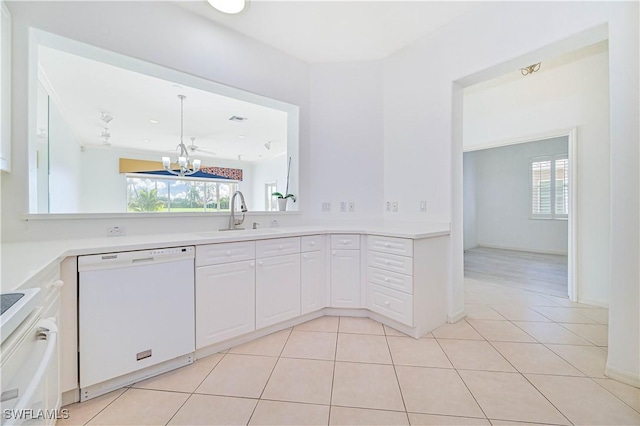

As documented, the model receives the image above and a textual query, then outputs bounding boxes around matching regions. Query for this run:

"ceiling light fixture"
[101,127,111,146]
[149,119,159,124]
[100,112,113,123]
[162,95,201,177]
[520,62,541,76]
[207,0,245,14]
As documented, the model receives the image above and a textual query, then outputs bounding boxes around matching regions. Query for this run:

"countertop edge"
[2,224,450,292]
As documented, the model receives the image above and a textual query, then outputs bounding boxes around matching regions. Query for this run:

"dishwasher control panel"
[146,247,194,257]
[78,246,195,272]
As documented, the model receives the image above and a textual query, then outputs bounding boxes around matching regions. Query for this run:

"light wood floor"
[464,246,568,297]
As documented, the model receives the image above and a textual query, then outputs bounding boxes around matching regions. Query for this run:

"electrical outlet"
[270,219,278,227]
[340,201,347,212]
[322,202,331,212]
[348,202,355,212]
[420,201,427,212]
[391,201,398,212]
[385,201,391,212]
[106,226,125,237]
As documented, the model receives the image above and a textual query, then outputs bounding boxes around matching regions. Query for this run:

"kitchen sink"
[196,228,283,238]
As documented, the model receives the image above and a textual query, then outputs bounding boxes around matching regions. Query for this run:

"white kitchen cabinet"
[301,250,326,314]
[195,260,255,349]
[330,249,361,308]
[366,234,448,334]
[256,253,301,329]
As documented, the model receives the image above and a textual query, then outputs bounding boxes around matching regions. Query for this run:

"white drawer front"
[196,241,255,266]
[256,237,301,258]
[301,235,323,252]
[331,234,360,250]
[368,251,413,275]
[367,283,413,326]
[367,235,413,257]
[367,266,413,295]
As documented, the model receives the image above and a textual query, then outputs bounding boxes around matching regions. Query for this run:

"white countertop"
[1,223,449,293]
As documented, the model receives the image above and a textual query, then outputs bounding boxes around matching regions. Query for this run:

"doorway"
[463,135,575,299]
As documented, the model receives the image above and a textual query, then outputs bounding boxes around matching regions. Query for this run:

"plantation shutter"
[531,159,552,216]
[554,157,569,217]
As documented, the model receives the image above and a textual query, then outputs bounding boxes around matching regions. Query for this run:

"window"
[265,182,277,212]
[530,155,568,219]
[126,174,237,213]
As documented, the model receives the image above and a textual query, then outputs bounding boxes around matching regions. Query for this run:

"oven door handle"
[6,318,58,426]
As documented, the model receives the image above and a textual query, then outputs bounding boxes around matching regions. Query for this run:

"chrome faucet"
[225,190,248,230]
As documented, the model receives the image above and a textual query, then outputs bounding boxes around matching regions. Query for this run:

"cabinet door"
[301,250,326,314]
[330,249,361,308]
[256,254,301,329]
[195,260,255,349]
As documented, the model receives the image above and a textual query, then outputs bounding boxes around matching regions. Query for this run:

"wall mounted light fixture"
[520,62,541,76]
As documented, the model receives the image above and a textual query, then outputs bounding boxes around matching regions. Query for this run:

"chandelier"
[162,95,201,177]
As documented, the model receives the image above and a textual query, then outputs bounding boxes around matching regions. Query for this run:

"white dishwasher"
[78,246,195,401]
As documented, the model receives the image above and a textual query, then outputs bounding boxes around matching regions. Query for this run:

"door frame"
[462,127,578,301]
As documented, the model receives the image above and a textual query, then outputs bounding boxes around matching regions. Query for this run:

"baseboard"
[61,389,79,406]
[476,244,567,256]
[605,364,640,388]
[448,309,466,323]
[576,298,609,309]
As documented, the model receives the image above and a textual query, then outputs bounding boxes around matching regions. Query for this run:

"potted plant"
[273,157,295,211]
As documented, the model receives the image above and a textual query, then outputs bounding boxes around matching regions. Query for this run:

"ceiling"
[177,1,485,63]
[38,1,486,164]
[38,46,288,164]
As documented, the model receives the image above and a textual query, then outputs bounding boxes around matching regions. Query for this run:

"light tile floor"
[60,279,640,425]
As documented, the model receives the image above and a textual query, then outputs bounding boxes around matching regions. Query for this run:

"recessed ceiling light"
[238,135,246,139]
[143,139,151,143]
[207,0,245,14]
[149,119,159,124]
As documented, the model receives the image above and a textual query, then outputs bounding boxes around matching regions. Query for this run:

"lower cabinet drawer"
[368,250,413,275]
[367,283,413,326]
[196,241,255,266]
[367,266,413,295]
[256,237,300,258]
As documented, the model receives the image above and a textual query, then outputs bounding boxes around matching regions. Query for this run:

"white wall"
[383,2,638,385]
[462,153,477,250]
[308,61,384,223]
[48,101,82,213]
[463,45,610,306]
[467,138,569,255]
[2,1,312,240]
[250,154,287,211]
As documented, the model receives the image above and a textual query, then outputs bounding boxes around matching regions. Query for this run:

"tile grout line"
[432,334,490,422]
[326,316,341,426]
[587,376,640,415]
[246,327,294,426]
[162,351,227,425]
[79,387,129,426]
[472,300,575,425]
[519,373,575,426]
[382,323,411,425]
